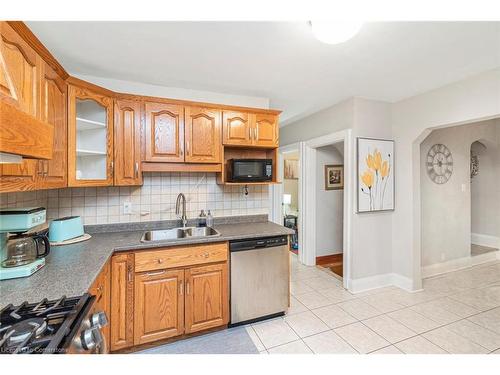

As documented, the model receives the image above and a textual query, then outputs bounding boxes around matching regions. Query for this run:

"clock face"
[426,144,453,184]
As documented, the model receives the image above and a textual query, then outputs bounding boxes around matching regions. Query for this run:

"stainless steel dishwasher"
[229,235,289,326]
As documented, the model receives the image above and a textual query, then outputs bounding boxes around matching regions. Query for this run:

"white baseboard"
[349,273,415,293]
[422,251,499,278]
[471,233,500,249]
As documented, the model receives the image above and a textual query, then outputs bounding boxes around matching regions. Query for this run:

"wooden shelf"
[223,181,280,186]
[76,117,106,130]
[76,149,107,156]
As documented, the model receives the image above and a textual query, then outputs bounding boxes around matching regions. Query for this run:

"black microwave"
[228,159,273,182]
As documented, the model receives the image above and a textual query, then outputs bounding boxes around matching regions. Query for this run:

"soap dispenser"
[206,210,214,228]
[198,210,207,227]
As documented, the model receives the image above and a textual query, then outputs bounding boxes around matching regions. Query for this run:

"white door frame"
[272,130,353,289]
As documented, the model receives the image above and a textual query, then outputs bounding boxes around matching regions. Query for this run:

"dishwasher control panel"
[229,235,288,252]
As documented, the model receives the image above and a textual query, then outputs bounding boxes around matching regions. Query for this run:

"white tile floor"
[247,254,500,354]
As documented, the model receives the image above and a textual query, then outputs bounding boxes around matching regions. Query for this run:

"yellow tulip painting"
[358,138,394,212]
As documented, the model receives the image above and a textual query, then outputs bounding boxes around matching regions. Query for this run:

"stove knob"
[81,327,103,351]
[90,311,109,328]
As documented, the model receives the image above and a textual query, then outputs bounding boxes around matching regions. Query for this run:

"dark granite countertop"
[0,216,293,307]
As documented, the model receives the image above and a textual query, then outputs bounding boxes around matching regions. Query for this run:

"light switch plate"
[123,201,132,214]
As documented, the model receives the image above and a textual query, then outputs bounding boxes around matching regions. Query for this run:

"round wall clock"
[426,144,453,184]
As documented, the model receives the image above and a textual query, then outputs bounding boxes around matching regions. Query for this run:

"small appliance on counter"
[0,207,50,281]
[48,216,85,244]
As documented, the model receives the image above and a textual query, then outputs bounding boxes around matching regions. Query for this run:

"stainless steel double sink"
[140,226,220,243]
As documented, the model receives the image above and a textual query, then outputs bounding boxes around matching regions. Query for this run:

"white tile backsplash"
[0,172,270,225]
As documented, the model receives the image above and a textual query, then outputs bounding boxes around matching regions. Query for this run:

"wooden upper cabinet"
[0,22,39,117]
[223,111,279,147]
[252,113,279,147]
[0,159,38,192]
[144,102,184,163]
[185,107,221,163]
[114,99,142,186]
[134,269,184,345]
[222,111,252,146]
[37,62,67,189]
[184,263,228,334]
[67,85,113,187]
[110,253,135,351]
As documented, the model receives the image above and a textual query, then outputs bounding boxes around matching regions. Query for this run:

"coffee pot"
[2,233,50,268]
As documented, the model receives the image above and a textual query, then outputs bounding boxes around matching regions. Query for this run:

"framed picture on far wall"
[284,159,299,179]
[324,165,344,190]
[357,137,395,213]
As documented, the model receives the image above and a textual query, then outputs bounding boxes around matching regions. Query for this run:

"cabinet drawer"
[135,242,228,272]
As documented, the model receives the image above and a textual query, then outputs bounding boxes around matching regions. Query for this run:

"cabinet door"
[252,113,278,147]
[222,111,252,146]
[0,23,41,193]
[110,253,134,351]
[38,62,67,189]
[0,159,38,192]
[185,263,228,334]
[89,261,111,352]
[134,269,184,345]
[68,85,113,187]
[185,107,221,163]
[144,102,184,162]
[0,22,39,117]
[114,99,142,186]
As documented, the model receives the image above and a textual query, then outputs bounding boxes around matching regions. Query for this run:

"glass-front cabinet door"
[68,85,113,186]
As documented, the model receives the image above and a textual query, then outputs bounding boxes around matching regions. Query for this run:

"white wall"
[392,68,500,289]
[420,120,499,267]
[72,73,270,109]
[315,144,344,257]
[281,98,393,283]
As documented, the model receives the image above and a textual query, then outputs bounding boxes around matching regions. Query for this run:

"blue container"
[49,216,84,242]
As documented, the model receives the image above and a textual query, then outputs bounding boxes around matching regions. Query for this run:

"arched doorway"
[470,139,500,256]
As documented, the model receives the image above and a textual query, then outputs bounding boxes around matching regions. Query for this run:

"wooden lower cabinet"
[88,261,111,352]
[109,243,229,352]
[110,253,135,351]
[185,263,228,334]
[134,269,184,345]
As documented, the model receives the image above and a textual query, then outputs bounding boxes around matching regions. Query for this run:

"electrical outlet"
[123,201,132,214]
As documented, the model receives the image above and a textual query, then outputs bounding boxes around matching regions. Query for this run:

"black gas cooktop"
[0,294,92,354]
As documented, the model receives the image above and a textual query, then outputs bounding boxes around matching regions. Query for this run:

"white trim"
[300,142,315,266]
[422,251,499,278]
[471,233,500,249]
[350,273,414,294]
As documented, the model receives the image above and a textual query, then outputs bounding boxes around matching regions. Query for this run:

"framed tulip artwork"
[357,137,395,213]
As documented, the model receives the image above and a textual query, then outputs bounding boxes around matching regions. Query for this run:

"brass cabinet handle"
[127,264,132,283]
[203,252,209,258]
[145,270,166,277]
[110,161,114,177]
[186,141,190,156]
[248,127,252,140]
[37,161,44,176]
[135,162,139,178]
[186,281,190,295]
[157,258,163,264]
[255,127,258,141]
[179,281,183,295]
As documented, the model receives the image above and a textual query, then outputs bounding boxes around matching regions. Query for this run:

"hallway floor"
[247,254,500,354]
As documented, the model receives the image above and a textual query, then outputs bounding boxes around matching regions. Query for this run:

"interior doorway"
[314,142,345,279]
[282,151,299,255]
[470,139,499,257]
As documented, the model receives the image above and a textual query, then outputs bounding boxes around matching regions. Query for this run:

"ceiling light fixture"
[310,20,363,45]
